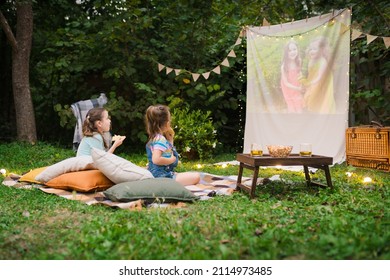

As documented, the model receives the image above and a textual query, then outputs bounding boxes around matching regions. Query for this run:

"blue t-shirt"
[76,133,105,156]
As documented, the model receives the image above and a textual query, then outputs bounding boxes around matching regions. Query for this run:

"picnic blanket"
[1,173,257,210]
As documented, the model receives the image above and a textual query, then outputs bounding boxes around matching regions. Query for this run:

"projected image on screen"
[246,11,350,115]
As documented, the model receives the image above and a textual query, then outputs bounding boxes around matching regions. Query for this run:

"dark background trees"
[1,0,389,152]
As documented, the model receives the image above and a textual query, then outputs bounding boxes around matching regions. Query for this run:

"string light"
[363,177,372,183]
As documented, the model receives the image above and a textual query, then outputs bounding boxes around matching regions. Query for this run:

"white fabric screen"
[244,9,351,163]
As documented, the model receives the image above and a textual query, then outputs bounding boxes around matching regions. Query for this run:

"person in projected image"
[300,36,336,114]
[280,40,304,113]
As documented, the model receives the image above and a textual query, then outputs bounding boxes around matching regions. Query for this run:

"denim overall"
[146,143,179,179]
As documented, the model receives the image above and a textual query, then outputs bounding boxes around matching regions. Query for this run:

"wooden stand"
[236,153,333,198]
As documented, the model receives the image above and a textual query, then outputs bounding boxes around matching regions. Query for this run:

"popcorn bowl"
[267,145,293,157]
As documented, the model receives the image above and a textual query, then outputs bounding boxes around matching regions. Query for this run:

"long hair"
[282,40,302,75]
[145,105,171,141]
[82,107,108,148]
[307,36,330,61]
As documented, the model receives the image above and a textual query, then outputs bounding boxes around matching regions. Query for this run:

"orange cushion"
[19,167,48,184]
[45,170,114,192]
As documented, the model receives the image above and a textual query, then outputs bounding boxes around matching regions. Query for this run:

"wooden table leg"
[303,165,311,187]
[250,166,259,198]
[236,163,244,191]
[305,164,333,189]
[323,165,333,189]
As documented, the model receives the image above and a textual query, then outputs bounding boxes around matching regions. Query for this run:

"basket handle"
[350,123,382,140]
[370,121,384,127]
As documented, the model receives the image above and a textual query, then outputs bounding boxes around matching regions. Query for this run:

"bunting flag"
[212,66,221,74]
[158,63,165,72]
[339,22,350,35]
[166,67,173,74]
[202,72,210,79]
[384,37,390,49]
[221,58,230,67]
[192,73,200,82]
[366,34,378,45]
[262,18,270,26]
[174,69,181,75]
[228,50,236,57]
[351,29,362,41]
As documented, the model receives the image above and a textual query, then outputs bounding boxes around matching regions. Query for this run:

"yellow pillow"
[19,167,47,184]
[45,170,114,192]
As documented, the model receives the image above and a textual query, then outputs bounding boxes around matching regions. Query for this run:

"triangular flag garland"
[221,58,230,67]
[366,34,378,45]
[351,29,362,41]
[262,18,270,27]
[339,22,350,35]
[166,67,173,74]
[212,66,221,74]
[158,63,165,72]
[383,37,390,49]
[157,10,389,82]
[228,49,236,57]
[192,73,200,82]
[156,28,244,81]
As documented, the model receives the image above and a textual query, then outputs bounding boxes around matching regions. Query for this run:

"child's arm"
[151,149,176,165]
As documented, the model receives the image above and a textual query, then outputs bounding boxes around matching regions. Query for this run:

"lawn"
[0,142,389,260]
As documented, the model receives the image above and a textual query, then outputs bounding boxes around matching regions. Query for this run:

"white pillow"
[35,156,95,183]
[91,148,153,184]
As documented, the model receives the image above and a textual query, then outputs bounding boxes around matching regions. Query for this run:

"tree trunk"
[0,1,37,143]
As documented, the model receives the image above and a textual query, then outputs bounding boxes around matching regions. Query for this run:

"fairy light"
[363,177,372,183]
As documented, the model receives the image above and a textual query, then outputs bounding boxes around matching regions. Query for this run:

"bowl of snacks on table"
[267,145,293,157]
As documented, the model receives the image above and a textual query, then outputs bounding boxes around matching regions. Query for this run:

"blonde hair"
[145,105,171,141]
[307,36,330,61]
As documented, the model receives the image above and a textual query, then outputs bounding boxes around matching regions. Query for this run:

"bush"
[171,107,217,160]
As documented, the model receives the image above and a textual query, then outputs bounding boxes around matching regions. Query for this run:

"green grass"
[0,142,389,260]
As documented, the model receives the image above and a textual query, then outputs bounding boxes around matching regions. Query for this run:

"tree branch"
[0,10,18,50]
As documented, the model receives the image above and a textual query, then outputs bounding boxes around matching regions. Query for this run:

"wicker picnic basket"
[346,121,390,171]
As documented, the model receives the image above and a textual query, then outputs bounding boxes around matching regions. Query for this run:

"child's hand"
[298,77,309,87]
[112,135,126,147]
[165,127,175,143]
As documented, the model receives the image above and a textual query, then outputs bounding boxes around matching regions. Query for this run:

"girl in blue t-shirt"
[76,108,125,156]
[145,105,200,186]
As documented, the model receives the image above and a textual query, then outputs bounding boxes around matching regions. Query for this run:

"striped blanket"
[2,173,255,210]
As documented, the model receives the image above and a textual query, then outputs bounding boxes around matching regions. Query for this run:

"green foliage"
[350,89,390,125]
[171,107,217,160]
[0,142,389,260]
[1,0,388,146]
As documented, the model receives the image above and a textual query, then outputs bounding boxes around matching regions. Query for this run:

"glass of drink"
[250,143,263,157]
[300,143,312,157]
